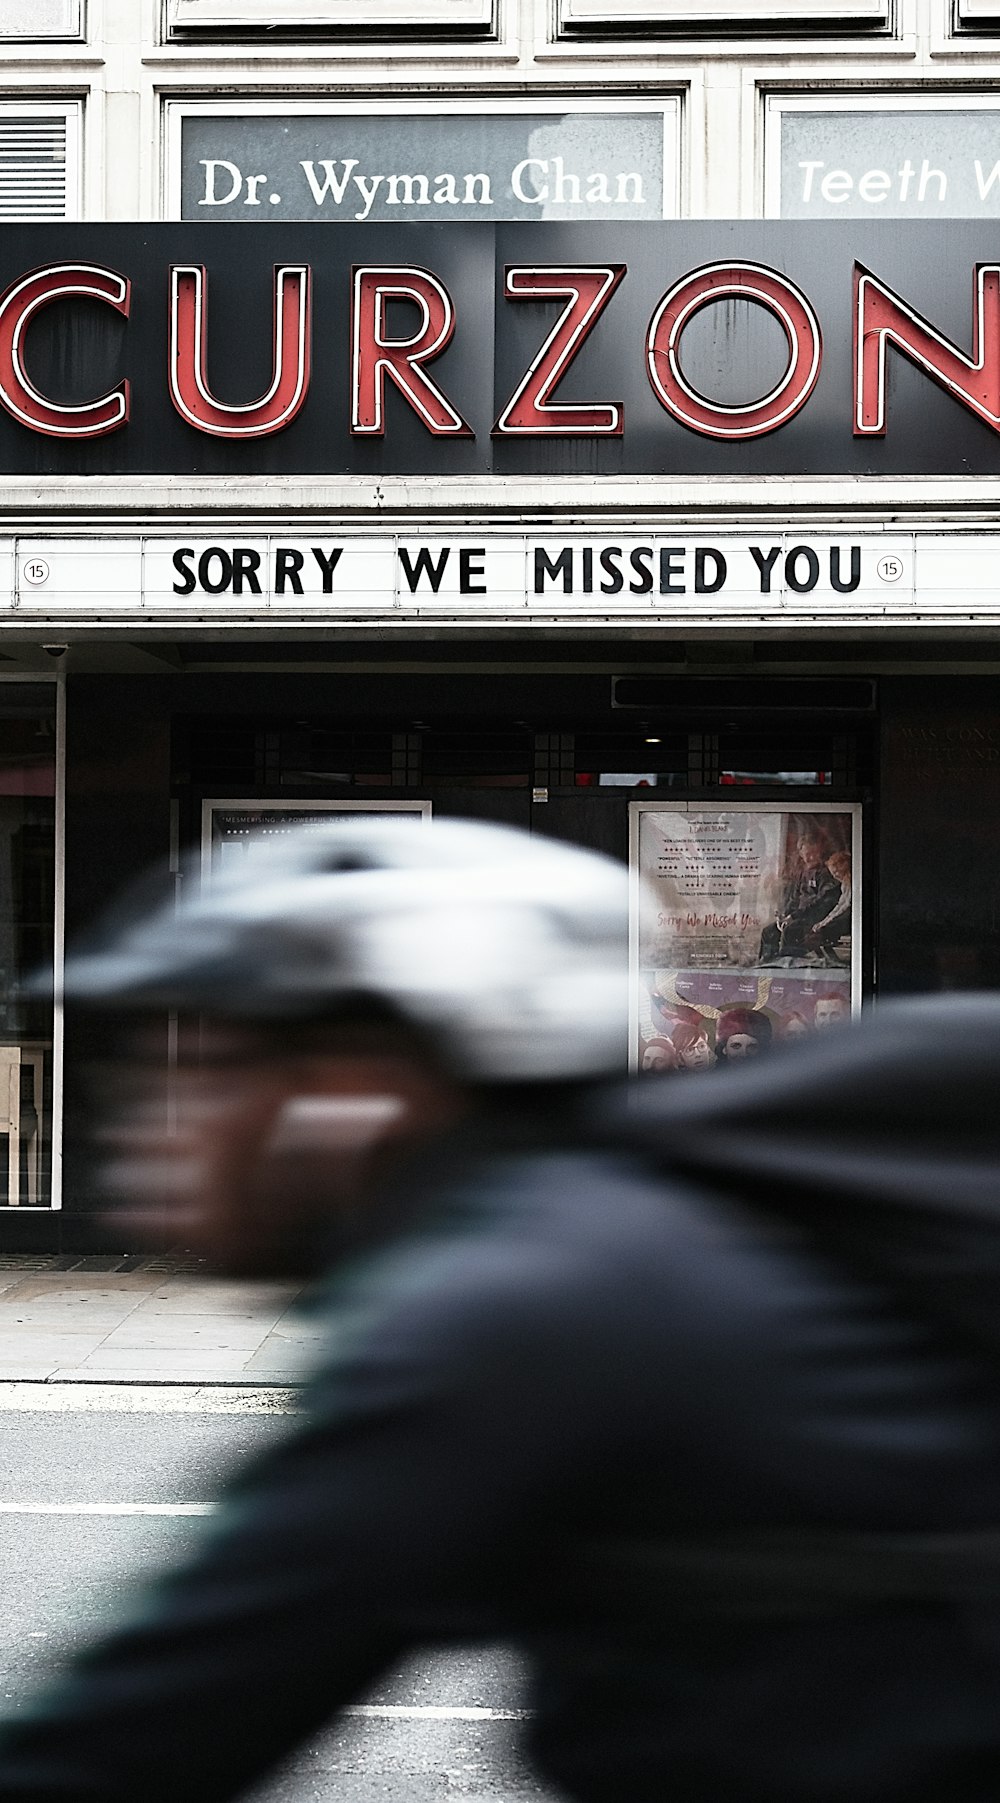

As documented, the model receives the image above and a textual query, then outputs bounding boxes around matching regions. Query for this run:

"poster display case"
[630,801,861,1074]
[202,798,431,871]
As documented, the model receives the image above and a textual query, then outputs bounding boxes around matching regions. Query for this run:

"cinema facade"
[2,215,1000,1240]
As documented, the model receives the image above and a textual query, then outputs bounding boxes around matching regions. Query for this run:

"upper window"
[167,0,493,32]
[557,0,890,31]
[764,95,1000,219]
[0,0,83,37]
[0,104,80,219]
[165,99,681,223]
[954,1,1000,26]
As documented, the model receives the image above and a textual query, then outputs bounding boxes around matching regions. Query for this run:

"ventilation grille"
[0,115,72,220]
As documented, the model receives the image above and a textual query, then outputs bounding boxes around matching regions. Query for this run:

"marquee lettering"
[646,262,822,439]
[168,263,312,438]
[0,263,130,439]
[351,265,471,436]
[3,250,1000,453]
[854,262,1000,436]
[493,264,626,435]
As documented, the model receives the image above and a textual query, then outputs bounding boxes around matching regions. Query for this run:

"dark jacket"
[1,996,1000,1802]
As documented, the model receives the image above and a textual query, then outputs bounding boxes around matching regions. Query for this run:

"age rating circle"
[876,556,904,584]
[21,558,50,587]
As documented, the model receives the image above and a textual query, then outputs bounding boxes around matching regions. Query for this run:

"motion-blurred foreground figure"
[1,818,999,1802]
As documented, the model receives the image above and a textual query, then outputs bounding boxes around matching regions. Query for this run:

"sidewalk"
[0,1255,315,1385]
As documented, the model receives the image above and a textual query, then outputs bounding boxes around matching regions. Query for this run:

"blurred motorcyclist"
[0,816,999,1803]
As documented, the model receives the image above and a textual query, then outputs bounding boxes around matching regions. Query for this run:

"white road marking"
[0,1383,299,1413]
[0,1501,217,1516]
[343,1706,531,1722]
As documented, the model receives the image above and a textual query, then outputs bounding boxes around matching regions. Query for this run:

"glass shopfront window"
[0,686,57,1208]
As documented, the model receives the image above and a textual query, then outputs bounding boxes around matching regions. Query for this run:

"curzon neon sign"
[647,263,822,441]
[351,265,471,436]
[853,261,1000,437]
[169,263,312,439]
[2,241,1000,460]
[0,264,131,438]
[494,264,626,436]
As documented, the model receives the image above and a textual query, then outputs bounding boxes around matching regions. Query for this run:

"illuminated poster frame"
[629,799,861,1074]
[201,797,431,872]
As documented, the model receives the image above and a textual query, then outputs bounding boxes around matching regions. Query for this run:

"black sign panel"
[4,220,1000,475]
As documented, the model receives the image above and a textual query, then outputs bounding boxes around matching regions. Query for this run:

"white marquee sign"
[0,532,998,626]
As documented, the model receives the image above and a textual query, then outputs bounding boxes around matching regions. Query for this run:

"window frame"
[165,0,494,35]
[954,1,1000,26]
[162,95,683,223]
[557,0,891,32]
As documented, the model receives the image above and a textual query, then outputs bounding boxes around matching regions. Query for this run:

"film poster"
[634,805,857,1075]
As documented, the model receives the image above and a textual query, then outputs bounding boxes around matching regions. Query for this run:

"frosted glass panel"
[0,1,82,38]
[170,0,491,28]
[560,0,887,25]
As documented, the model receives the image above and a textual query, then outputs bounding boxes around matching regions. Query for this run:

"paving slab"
[58,1354,264,1381]
[0,1305,148,1330]
[243,1343,325,1369]
[0,1256,310,1386]
[0,1364,68,1381]
[133,1293,297,1319]
[98,1323,276,1352]
[4,1274,165,1296]
[0,1334,115,1355]
[0,1273,63,1298]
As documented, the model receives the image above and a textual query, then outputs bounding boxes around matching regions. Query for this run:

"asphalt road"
[0,1394,559,1803]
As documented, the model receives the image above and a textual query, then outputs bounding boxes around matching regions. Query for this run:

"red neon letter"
[169,264,311,439]
[493,265,626,436]
[0,263,129,438]
[855,262,1000,436]
[351,266,471,436]
[646,262,822,440]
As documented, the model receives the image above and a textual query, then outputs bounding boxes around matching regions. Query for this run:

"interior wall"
[879,676,1000,994]
[59,676,172,1246]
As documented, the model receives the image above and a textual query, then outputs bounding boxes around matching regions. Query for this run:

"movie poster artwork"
[632,804,859,1075]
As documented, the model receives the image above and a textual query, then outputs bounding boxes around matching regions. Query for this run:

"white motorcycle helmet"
[61,817,632,1082]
